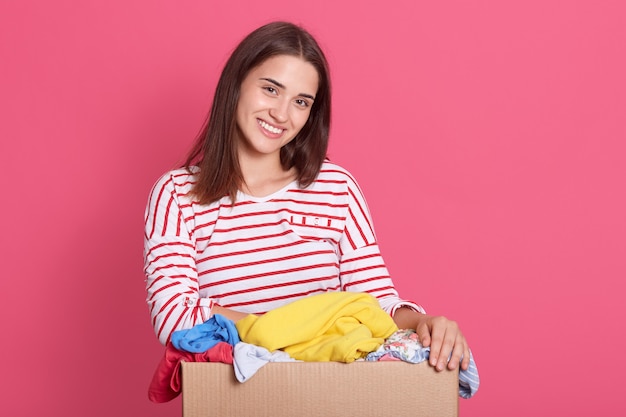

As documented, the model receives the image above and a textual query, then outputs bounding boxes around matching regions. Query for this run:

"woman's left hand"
[393,308,470,371]
[415,314,470,371]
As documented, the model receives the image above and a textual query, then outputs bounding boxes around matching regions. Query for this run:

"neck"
[238,150,296,198]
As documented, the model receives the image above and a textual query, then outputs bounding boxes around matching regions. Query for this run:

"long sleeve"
[337,173,425,316]
[144,170,214,345]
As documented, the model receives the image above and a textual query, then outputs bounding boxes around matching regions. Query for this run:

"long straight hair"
[184,21,332,204]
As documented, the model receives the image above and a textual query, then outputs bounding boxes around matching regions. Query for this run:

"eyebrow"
[260,77,316,101]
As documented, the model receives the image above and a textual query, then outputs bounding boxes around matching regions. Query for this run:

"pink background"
[1,1,624,415]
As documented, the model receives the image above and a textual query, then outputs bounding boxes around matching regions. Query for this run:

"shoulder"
[318,161,359,184]
[149,166,200,196]
[317,160,366,195]
[317,162,375,228]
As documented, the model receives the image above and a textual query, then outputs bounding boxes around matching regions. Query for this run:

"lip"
[257,118,285,137]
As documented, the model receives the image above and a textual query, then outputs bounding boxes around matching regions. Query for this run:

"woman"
[144,21,470,372]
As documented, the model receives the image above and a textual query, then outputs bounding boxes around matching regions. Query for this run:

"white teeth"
[258,120,283,134]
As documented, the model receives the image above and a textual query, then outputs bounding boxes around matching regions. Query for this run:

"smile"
[258,119,284,135]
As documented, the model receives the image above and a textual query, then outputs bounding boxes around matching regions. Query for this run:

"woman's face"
[234,54,319,161]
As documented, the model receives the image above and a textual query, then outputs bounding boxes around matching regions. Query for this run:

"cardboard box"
[182,361,459,417]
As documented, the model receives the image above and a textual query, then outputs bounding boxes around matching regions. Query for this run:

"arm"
[337,171,425,315]
[338,171,470,371]
[210,305,248,322]
[144,171,226,344]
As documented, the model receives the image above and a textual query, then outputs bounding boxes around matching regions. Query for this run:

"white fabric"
[233,342,299,382]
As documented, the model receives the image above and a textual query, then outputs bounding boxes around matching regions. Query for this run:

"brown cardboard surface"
[182,361,459,417]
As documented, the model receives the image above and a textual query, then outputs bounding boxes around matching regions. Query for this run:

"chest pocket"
[288,214,342,243]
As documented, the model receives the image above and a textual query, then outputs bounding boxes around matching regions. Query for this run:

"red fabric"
[148,341,234,403]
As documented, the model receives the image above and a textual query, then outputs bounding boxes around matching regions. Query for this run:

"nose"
[268,98,289,123]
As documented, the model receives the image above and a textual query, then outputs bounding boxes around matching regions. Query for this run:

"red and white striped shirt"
[144,162,424,345]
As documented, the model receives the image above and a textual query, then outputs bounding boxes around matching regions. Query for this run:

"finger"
[428,320,446,369]
[460,345,471,371]
[446,335,466,371]
[432,318,461,371]
[416,321,431,348]
[436,332,456,371]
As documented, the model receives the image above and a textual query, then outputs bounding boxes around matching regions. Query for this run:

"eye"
[295,98,311,108]
[263,86,278,95]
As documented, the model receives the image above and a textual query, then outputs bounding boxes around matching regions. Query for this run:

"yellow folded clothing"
[235,292,398,363]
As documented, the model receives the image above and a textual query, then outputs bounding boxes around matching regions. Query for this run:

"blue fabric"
[365,329,480,399]
[171,314,240,353]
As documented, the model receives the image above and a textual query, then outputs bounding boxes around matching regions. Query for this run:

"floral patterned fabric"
[366,329,480,399]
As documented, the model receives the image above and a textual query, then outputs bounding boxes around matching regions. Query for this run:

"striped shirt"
[144,162,424,345]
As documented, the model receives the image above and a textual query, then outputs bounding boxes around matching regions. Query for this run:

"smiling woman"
[143,21,472,379]
[182,21,332,206]
[235,54,319,196]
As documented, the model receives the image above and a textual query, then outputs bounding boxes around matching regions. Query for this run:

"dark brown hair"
[184,21,332,204]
